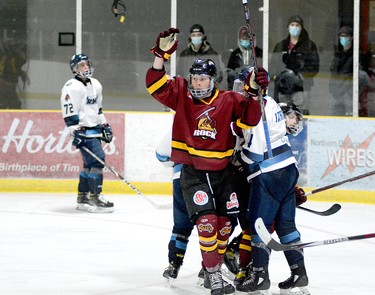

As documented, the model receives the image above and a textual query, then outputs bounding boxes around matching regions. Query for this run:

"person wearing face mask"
[270,15,320,115]
[328,26,368,116]
[227,25,263,73]
[177,24,223,82]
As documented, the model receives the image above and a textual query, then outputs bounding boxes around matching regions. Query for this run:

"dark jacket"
[177,40,222,80]
[227,47,263,71]
[271,28,320,91]
[329,46,353,98]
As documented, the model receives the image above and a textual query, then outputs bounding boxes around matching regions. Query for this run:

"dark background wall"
[2,0,367,115]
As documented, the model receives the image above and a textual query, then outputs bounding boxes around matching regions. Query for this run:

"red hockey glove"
[244,67,269,97]
[294,186,307,206]
[150,28,179,61]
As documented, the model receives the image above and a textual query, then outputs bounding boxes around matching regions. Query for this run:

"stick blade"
[327,203,341,215]
[297,203,342,216]
[254,218,285,251]
[254,218,306,251]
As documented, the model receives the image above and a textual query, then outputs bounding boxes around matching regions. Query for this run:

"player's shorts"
[180,165,240,223]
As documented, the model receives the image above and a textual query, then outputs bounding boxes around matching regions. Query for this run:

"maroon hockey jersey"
[146,68,261,171]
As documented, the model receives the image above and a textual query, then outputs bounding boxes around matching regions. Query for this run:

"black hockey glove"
[294,186,307,206]
[150,28,179,61]
[102,124,113,143]
[72,128,86,148]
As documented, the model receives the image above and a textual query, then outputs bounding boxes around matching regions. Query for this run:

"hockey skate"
[76,192,90,211]
[203,269,235,295]
[234,263,252,287]
[163,254,184,286]
[279,266,310,295]
[87,194,114,213]
[236,268,271,295]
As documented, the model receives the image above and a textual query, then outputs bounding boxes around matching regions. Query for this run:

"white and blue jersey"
[60,77,107,137]
[240,95,297,180]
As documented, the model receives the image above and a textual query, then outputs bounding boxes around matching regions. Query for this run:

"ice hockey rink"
[0,192,374,295]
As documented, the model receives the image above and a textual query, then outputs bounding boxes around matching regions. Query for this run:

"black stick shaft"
[306,170,375,196]
[241,0,273,159]
[81,146,171,209]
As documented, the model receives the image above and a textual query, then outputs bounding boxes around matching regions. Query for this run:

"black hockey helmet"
[279,102,304,136]
[188,58,217,99]
[238,66,252,82]
[70,53,94,79]
[232,66,253,94]
[189,58,217,78]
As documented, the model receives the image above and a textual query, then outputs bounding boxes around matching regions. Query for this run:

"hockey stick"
[255,217,375,251]
[81,146,172,209]
[297,203,341,216]
[241,0,273,159]
[305,170,375,196]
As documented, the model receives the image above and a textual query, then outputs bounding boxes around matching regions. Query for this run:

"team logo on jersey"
[226,192,239,210]
[86,95,98,104]
[194,107,217,140]
[197,222,214,233]
[65,94,70,101]
[193,190,209,205]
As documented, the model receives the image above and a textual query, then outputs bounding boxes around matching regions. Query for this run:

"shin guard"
[196,214,220,271]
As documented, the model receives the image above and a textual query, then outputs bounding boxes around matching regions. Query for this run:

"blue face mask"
[191,37,203,46]
[340,37,351,47]
[240,39,251,49]
[289,26,301,38]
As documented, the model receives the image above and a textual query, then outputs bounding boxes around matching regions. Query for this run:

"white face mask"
[289,26,301,38]
[191,37,203,46]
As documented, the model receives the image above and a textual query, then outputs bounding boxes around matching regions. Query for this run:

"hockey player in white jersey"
[233,66,309,295]
[61,53,114,213]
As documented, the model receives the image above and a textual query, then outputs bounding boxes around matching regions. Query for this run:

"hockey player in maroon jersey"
[145,28,268,295]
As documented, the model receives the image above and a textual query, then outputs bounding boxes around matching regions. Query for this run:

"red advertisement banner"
[0,112,125,179]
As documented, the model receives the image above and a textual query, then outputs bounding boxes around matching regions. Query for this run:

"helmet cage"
[188,58,217,100]
[285,111,303,136]
[188,75,215,100]
[279,102,304,136]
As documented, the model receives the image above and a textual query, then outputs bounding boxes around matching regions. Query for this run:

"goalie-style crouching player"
[61,53,114,213]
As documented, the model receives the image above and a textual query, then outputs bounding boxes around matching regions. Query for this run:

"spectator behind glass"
[226,25,263,90]
[176,24,223,84]
[0,38,28,109]
[361,54,375,117]
[228,25,263,72]
[270,15,320,115]
[329,26,369,116]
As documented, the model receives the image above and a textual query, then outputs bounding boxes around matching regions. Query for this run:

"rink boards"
[0,110,374,203]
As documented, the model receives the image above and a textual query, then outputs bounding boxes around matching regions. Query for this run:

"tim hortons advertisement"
[0,112,125,179]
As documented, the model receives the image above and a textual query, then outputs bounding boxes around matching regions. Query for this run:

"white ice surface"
[0,192,374,295]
